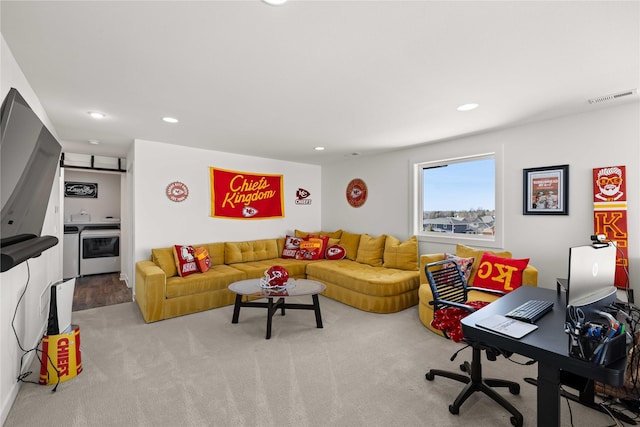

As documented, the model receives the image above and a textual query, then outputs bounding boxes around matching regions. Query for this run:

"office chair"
[424,259,524,427]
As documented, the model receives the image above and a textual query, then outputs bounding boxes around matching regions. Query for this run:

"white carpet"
[4,296,623,426]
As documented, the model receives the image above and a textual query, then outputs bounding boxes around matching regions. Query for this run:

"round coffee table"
[229,278,326,339]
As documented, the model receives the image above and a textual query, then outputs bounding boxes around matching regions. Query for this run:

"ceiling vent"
[588,89,637,105]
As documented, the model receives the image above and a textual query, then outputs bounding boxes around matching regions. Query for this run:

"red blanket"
[431,301,490,342]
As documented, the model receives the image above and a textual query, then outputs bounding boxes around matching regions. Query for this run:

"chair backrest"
[425,259,469,312]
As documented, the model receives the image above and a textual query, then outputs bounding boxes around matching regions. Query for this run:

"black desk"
[461,286,626,427]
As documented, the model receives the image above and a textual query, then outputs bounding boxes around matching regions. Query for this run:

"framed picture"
[64,181,98,198]
[523,165,569,215]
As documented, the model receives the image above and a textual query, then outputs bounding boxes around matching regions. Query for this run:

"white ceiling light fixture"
[88,111,106,119]
[457,103,479,112]
[88,140,100,145]
[162,117,179,124]
[314,146,325,151]
[263,0,288,5]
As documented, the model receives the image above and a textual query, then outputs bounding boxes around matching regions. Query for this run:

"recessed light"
[88,140,100,145]
[162,117,179,123]
[457,103,479,112]
[263,0,288,5]
[88,111,106,119]
[314,146,325,151]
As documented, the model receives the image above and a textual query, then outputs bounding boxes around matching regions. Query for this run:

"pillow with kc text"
[473,252,529,293]
[296,236,329,260]
[173,245,199,277]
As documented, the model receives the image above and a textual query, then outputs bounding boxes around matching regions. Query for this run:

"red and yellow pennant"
[593,165,628,288]
[210,167,284,219]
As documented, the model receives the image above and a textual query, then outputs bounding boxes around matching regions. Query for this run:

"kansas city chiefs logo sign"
[295,188,312,205]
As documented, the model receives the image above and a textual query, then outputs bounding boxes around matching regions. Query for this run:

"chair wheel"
[509,384,520,395]
[510,415,523,427]
[425,372,434,381]
[459,363,467,372]
[448,404,459,415]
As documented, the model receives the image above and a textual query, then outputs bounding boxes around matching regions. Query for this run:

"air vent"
[588,89,637,105]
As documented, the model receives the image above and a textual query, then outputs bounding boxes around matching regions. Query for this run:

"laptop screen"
[566,244,616,307]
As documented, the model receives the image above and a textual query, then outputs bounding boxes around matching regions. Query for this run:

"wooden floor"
[72,272,132,312]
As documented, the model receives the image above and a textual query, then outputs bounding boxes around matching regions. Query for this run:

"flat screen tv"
[1,87,61,272]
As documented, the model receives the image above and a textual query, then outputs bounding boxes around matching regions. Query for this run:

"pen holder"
[568,328,627,365]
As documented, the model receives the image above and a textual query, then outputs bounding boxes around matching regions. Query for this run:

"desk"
[461,286,626,427]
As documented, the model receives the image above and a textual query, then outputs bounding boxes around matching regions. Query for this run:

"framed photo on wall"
[523,165,569,215]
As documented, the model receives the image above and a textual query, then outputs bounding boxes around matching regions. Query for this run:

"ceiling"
[1,1,639,165]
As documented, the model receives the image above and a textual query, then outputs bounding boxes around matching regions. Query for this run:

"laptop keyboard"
[505,300,554,324]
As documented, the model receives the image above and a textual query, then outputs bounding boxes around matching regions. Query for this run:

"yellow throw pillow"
[151,247,178,277]
[339,231,362,261]
[294,229,343,239]
[356,234,387,267]
[455,244,512,285]
[383,235,418,271]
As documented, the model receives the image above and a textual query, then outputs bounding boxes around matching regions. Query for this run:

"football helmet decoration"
[259,265,290,289]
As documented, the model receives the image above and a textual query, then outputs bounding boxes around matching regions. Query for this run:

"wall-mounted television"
[1,87,61,272]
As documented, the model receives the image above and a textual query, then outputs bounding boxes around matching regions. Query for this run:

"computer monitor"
[566,243,616,308]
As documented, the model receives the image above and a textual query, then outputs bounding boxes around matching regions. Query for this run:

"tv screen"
[1,87,61,272]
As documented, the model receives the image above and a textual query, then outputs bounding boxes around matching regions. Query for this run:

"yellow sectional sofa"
[135,231,421,323]
[418,244,539,335]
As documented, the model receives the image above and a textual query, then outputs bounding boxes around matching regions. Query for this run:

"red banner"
[210,167,284,219]
[593,165,628,288]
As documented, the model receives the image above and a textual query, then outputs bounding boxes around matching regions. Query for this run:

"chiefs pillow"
[296,236,329,260]
[281,235,302,259]
[444,253,475,282]
[194,247,211,273]
[325,244,346,260]
[473,252,529,293]
[173,245,199,277]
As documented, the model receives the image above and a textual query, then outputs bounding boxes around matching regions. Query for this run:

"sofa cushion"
[382,235,418,271]
[339,231,361,261]
[227,258,310,280]
[151,247,177,278]
[173,245,199,277]
[473,252,530,293]
[455,244,512,285]
[356,234,386,267]
[294,229,343,239]
[306,259,419,297]
[225,239,279,264]
[165,264,246,298]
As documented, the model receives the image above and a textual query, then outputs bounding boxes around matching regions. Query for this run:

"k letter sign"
[210,167,284,219]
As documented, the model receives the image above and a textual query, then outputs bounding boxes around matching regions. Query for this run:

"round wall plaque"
[166,181,189,202]
[346,178,368,208]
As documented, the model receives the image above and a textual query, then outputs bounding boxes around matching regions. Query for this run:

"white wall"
[63,169,121,222]
[322,101,640,293]
[130,139,322,286]
[1,36,63,426]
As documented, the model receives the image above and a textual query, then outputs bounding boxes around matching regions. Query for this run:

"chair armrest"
[430,299,477,313]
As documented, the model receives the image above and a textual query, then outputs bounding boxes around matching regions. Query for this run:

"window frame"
[412,151,504,249]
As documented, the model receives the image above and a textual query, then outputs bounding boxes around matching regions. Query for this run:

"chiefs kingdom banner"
[210,167,284,219]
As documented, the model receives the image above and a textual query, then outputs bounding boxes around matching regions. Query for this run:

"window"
[414,153,500,246]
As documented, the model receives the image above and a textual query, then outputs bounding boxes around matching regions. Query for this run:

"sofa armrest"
[522,264,538,287]
[135,260,167,323]
[419,253,446,285]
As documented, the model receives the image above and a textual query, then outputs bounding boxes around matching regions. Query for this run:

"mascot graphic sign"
[210,167,284,219]
[593,165,628,288]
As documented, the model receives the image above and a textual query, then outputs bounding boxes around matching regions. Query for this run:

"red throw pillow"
[281,235,302,259]
[296,236,328,260]
[325,244,346,260]
[173,245,198,277]
[194,247,211,273]
[473,252,529,293]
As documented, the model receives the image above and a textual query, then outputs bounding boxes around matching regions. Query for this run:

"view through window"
[418,154,495,241]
